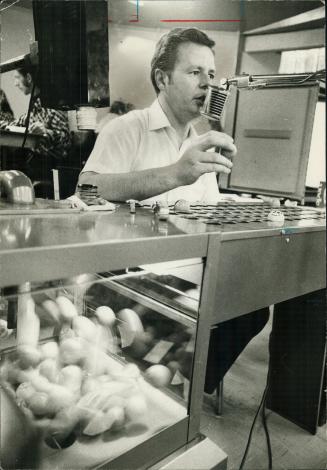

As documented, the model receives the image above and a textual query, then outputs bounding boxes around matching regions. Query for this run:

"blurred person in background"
[12,64,71,195]
[13,64,71,163]
[96,100,135,134]
[0,89,14,129]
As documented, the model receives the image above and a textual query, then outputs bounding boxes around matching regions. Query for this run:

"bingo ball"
[174,200,190,213]
[267,210,284,224]
[145,365,172,388]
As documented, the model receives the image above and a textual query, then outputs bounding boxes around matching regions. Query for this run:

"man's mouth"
[193,95,206,106]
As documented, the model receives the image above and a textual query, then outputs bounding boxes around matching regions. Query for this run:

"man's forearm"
[78,166,180,201]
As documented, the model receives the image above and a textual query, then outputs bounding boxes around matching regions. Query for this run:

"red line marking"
[129,19,140,22]
[160,19,241,22]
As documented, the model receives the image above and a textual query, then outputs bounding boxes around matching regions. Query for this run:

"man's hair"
[150,28,215,95]
[110,100,129,115]
[16,62,38,83]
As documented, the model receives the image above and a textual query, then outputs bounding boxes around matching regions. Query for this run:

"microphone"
[200,85,229,122]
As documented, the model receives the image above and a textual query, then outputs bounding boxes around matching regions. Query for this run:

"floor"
[200,316,327,470]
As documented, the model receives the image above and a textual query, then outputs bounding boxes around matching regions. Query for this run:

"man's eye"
[209,74,215,80]
[191,71,200,76]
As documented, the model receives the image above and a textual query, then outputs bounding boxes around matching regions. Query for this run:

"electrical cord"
[261,369,273,469]
[294,69,326,85]
[22,81,36,151]
[238,379,270,469]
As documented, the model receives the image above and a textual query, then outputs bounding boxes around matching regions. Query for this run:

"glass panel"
[0,259,203,468]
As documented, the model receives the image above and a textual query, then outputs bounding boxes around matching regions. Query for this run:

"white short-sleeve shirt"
[81,99,219,204]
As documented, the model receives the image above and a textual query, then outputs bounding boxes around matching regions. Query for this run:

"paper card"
[143,340,174,363]
[185,337,195,353]
[171,369,184,385]
[117,324,135,348]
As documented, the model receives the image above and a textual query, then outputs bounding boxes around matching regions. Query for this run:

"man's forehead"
[175,42,215,69]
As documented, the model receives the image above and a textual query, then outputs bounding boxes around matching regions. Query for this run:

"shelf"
[104,272,199,324]
[244,28,325,53]
[244,7,325,35]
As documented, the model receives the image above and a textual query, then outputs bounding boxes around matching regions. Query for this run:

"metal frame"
[0,234,208,288]
[188,233,222,439]
[0,220,215,469]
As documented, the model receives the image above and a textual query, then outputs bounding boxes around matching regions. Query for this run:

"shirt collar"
[148,99,171,131]
[148,99,197,138]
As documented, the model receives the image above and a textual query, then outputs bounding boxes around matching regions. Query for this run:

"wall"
[0,1,109,117]
[108,24,239,109]
[240,51,281,75]
[0,5,34,117]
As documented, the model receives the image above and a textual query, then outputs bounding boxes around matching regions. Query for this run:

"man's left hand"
[29,122,48,137]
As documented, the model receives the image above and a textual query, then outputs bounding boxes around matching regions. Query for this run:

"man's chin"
[190,106,201,119]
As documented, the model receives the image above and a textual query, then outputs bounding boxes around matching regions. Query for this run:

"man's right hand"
[174,131,237,186]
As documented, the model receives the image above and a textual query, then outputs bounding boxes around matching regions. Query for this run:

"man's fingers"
[198,151,233,169]
[220,147,237,159]
[195,130,236,155]
[30,123,40,133]
[200,163,232,174]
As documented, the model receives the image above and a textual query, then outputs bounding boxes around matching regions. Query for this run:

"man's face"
[13,71,32,95]
[163,42,216,124]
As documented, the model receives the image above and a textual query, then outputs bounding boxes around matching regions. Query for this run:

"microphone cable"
[22,81,36,151]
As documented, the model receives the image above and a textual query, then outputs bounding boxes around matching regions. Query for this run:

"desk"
[0,203,325,442]
[0,130,54,198]
[0,129,39,151]
[0,130,40,172]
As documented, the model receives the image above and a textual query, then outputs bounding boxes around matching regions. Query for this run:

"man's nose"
[199,73,210,89]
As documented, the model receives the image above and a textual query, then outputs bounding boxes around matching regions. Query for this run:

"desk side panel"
[211,230,326,324]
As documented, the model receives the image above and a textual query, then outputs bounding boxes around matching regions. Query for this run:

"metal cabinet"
[0,206,225,469]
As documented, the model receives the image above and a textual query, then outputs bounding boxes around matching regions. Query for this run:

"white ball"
[125,394,147,420]
[95,306,116,327]
[145,365,171,388]
[40,341,59,360]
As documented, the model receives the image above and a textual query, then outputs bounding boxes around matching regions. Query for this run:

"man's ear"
[154,68,170,92]
[26,73,33,85]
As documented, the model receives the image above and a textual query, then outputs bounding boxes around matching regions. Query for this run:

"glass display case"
[1,201,325,467]
[0,209,225,470]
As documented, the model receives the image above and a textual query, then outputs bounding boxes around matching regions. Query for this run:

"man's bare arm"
[78,131,236,201]
[78,165,180,201]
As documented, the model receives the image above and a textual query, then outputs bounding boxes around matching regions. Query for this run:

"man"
[12,64,71,192]
[0,88,14,128]
[79,28,235,203]
[79,28,269,394]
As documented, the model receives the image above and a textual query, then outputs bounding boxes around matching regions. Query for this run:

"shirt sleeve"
[11,104,71,160]
[81,115,140,175]
[34,109,71,159]
[46,110,71,154]
[12,113,27,127]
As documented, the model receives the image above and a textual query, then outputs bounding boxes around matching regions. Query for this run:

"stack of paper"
[76,106,97,130]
